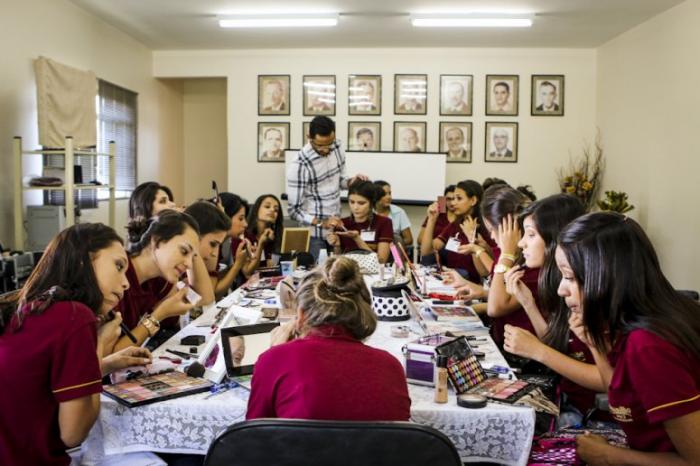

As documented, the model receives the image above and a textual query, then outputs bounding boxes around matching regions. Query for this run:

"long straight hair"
[0,223,123,333]
[519,194,585,351]
[246,194,284,252]
[558,212,700,359]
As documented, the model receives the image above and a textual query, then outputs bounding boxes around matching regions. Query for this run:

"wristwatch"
[139,313,161,337]
[494,263,510,274]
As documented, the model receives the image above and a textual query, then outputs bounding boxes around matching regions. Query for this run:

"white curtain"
[34,56,97,148]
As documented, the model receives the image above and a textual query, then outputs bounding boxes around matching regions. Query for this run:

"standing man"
[287,116,367,259]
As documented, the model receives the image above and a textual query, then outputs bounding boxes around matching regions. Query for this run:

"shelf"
[22,150,113,157]
[23,184,113,191]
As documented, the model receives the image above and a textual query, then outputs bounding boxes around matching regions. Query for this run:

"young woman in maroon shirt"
[216,193,253,297]
[327,181,394,263]
[557,213,700,463]
[0,224,150,466]
[247,256,411,421]
[184,201,232,290]
[115,210,214,350]
[128,181,178,219]
[243,194,284,273]
[496,194,605,426]
[417,185,457,248]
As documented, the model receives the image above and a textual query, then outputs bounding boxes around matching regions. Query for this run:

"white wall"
[0,0,184,249]
[153,48,598,221]
[597,0,700,290]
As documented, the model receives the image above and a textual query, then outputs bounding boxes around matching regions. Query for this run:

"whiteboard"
[284,150,446,204]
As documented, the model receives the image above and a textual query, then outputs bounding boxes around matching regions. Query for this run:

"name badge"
[445,237,461,253]
[260,249,266,261]
[361,230,376,242]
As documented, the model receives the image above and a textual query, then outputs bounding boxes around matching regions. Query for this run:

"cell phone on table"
[437,196,446,214]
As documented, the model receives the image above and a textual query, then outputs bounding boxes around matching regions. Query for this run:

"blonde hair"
[295,256,377,340]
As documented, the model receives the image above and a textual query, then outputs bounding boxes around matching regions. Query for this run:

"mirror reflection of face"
[540,83,557,108]
[228,336,246,367]
[493,130,509,151]
[401,128,419,151]
[493,83,510,107]
[446,127,465,153]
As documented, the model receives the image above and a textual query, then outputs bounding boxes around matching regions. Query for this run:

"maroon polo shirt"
[116,257,173,331]
[489,247,541,346]
[435,221,485,280]
[245,229,275,263]
[338,214,394,253]
[560,334,600,415]
[247,324,411,421]
[0,301,102,466]
[421,213,451,240]
[608,329,700,452]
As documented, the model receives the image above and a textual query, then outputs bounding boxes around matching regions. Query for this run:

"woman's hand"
[97,311,123,357]
[270,320,297,346]
[503,324,543,361]
[569,311,595,348]
[327,232,340,247]
[426,202,438,219]
[101,347,152,375]
[576,433,614,466]
[497,214,521,255]
[457,243,477,256]
[455,281,487,301]
[442,269,468,287]
[233,240,249,265]
[460,215,479,243]
[259,228,275,244]
[504,266,535,308]
[154,288,196,320]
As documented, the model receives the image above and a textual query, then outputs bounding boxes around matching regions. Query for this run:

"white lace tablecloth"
[81,273,535,465]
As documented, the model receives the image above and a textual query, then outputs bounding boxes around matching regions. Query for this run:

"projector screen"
[284,150,446,204]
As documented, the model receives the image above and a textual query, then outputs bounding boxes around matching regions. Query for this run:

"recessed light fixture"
[410,14,533,28]
[218,14,338,28]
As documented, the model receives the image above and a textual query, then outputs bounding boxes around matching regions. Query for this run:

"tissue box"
[403,334,455,386]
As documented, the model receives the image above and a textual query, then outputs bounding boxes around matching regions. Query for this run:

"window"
[96,80,137,199]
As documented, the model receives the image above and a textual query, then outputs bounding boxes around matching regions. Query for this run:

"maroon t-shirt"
[245,229,275,263]
[0,301,102,466]
[421,213,451,240]
[608,329,700,452]
[117,257,173,330]
[339,214,394,253]
[247,324,411,421]
[489,247,541,346]
[560,334,599,415]
[436,221,482,280]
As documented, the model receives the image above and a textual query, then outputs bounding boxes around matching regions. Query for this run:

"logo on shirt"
[609,404,633,423]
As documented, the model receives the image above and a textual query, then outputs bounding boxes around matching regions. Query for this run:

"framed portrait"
[439,122,472,163]
[394,74,427,115]
[348,122,381,152]
[258,122,289,163]
[348,75,381,116]
[302,121,311,146]
[258,75,290,116]
[393,122,426,153]
[486,75,519,116]
[303,75,336,116]
[440,75,473,116]
[531,75,565,116]
[485,122,518,163]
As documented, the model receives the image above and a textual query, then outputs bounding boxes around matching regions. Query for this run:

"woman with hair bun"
[327,180,394,263]
[246,256,410,421]
[114,209,214,350]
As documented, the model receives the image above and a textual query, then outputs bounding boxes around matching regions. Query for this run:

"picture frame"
[485,122,518,163]
[439,122,472,163]
[440,75,473,116]
[302,121,311,146]
[531,75,565,116]
[348,122,381,152]
[281,227,311,254]
[486,75,519,116]
[348,75,382,116]
[257,122,289,163]
[303,75,336,116]
[394,74,428,115]
[258,75,290,116]
[393,121,427,153]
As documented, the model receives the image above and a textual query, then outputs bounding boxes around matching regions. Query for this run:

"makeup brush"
[108,310,137,343]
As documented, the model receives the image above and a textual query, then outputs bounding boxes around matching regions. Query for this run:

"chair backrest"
[204,419,462,466]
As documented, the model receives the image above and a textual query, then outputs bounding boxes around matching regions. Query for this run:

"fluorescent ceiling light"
[411,14,533,28]
[219,14,338,28]
[303,82,336,89]
[307,91,336,97]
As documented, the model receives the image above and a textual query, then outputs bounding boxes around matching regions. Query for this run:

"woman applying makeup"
[417,185,456,249]
[244,194,284,272]
[184,201,232,293]
[0,224,150,466]
[216,193,253,295]
[327,181,393,264]
[114,210,214,350]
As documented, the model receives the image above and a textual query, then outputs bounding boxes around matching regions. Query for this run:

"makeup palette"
[103,371,213,407]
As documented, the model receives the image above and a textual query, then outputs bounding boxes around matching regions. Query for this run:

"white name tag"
[445,237,461,253]
[361,230,376,242]
[261,249,266,261]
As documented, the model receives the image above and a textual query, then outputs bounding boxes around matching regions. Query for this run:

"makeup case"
[371,277,412,321]
[402,333,456,386]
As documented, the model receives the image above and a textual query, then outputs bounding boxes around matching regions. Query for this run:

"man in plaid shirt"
[286,116,366,259]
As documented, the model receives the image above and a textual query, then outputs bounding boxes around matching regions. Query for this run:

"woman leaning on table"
[246,256,411,421]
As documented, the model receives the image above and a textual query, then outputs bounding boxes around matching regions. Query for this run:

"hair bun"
[323,256,360,291]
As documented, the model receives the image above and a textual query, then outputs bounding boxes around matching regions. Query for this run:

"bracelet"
[501,252,517,262]
[139,313,161,337]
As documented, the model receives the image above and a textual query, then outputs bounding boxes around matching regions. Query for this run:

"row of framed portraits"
[258,121,520,164]
[259,74,565,118]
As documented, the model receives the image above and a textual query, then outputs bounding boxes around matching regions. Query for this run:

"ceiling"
[68,0,684,49]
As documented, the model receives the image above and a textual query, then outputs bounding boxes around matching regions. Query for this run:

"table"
[80,271,535,466]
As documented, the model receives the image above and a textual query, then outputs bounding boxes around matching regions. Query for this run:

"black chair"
[203,419,462,466]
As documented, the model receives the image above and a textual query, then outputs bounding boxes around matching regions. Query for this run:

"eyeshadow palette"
[103,371,213,407]
[467,378,535,403]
